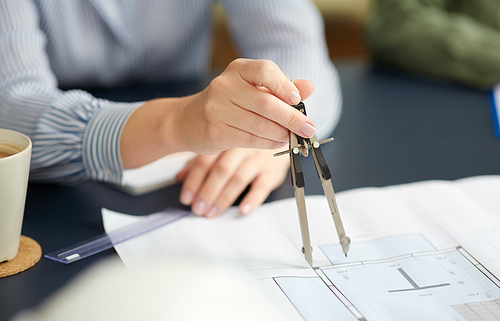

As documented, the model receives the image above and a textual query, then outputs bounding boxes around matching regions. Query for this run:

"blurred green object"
[366,0,500,89]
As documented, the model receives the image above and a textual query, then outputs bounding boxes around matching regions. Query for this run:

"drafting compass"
[274,102,350,266]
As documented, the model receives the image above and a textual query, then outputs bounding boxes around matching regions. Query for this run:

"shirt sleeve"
[365,0,500,89]
[219,0,342,139]
[0,0,142,184]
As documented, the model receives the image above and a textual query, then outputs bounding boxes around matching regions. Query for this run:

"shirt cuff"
[82,100,144,184]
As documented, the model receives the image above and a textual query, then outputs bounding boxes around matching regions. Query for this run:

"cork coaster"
[0,235,41,278]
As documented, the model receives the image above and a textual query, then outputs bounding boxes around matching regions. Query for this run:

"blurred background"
[211,0,371,71]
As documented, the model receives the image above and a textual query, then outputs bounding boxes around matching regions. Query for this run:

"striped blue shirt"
[0,0,342,184]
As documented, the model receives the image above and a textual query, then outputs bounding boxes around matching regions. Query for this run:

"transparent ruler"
[45,208,189,264]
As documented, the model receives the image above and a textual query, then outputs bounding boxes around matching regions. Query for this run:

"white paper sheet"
[102,175,500,321]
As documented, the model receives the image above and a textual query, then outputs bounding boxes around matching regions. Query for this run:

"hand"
[175,59,315,154]
[175,148,290,217]
[120,58,314,169]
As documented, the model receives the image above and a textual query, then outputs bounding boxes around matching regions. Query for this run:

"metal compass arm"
[289,126,313,265]
[308,133,351,256]
[274,102,350,266]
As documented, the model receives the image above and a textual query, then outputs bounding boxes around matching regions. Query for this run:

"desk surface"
[1,60,500,321]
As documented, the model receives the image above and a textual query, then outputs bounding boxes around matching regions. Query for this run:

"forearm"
[366,0,500,89]
[120,97,192,169]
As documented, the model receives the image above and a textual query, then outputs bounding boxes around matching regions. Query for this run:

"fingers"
[230,59,302,105]
[183,150,248,217]
[178,149,289,218]
[177,58,317,157]
[224,152,288,216]
[238,174,279,216]
[202,95,290,147]
[206,156,264,217]
[226,81,314,139]
[256,79,313,100]
[178,155,218,206]
[226,59,317,139]
[292,79,314,101]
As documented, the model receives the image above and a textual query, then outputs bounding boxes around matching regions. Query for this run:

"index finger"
[229,59,317,138]
[231,59,301,105]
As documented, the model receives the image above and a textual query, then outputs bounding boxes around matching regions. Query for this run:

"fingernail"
[207,206,217,218]
[301,123,316,137]
[193,200,206,216]
[241,203,252,215]
[180,190,193,205]
[288,91,301,105]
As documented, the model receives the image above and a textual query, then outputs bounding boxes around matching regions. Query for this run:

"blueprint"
[102,175,500,320]
[276,234,500,321]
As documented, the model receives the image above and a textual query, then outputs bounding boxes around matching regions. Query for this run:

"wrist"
[156,96,191,153]
[120,95,194,169]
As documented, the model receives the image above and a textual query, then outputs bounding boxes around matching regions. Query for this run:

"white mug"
[0,128,32,262]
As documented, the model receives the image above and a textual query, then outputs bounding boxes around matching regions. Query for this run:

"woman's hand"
[174,58,315,155]
[120,58,314,169]
[175,148,290,217]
